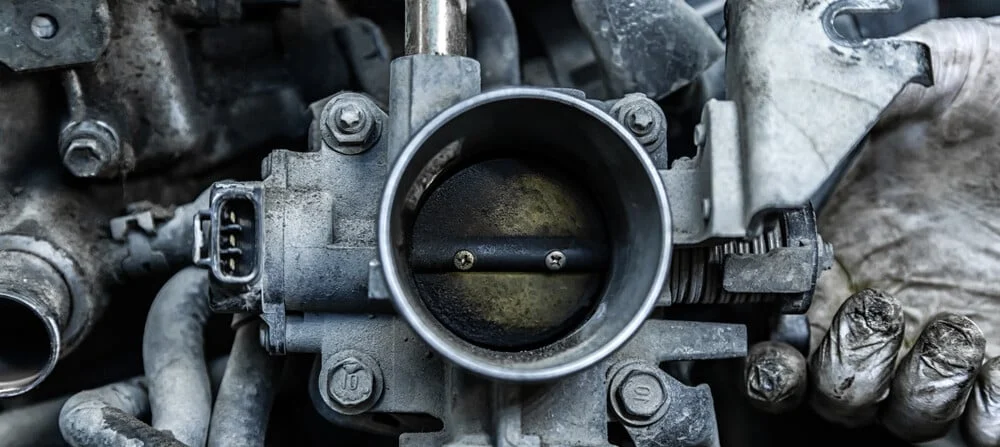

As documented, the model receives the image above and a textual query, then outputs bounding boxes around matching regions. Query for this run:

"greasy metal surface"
[0,0,111,71]
[411,157,609,350]
[319,350,385,415]
[667,207,827,313]
[320,93,386,155]
[293,314,745,446]
[609,94,668,155]
[663,0,932,244]
[0,235,97,360]
[725,0,931,233]
[573,0,725,99]
[378,87,671,381]
[0,251,71,397]
[609,363,671,426]
[58,119,125,178]
[608,360,720,446]
[63,0,310,177]
[387,55,481,164]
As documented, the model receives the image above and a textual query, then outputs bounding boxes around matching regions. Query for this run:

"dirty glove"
[741,18,1000,446]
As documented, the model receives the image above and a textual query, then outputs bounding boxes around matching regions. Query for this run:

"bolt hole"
[30,15,58,40]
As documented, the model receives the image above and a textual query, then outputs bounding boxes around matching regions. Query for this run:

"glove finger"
[743,341,807,414]
[881,313,986,442]
[809,289,904,427]
[962,357,1000,447]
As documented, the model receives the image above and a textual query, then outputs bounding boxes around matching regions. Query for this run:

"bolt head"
[322,97,379,151]
[627,108,655,136]
[30,15,58,40]
[63,138,108,178]
[59,120,121,178]
[616,371,666,419]
[328,357,376,408]
[545,250,565,271]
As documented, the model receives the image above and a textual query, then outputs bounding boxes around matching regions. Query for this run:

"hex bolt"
[30,15,58,40]
[616,370,667,420]
[454,250,475,271]
[612,95,664,152]
[545,250,565,271]
[626,108,655,136]
[59,120,122,178]
[327,356,380,411]
[319,94,382,154]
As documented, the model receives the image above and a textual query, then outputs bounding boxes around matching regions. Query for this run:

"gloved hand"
[742,18,1000,446]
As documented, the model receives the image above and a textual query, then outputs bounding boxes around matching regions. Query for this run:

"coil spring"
[670,223,785,305]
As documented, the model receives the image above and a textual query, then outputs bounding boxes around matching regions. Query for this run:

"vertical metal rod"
[405,0,468,56]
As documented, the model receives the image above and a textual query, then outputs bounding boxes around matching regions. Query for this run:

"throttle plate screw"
[454,250,475,271]
[616,371,667,419]
[30,15,58,40]
[335,103,365,134]
[328,357,377,409]
[626,108,655,136]
[545,250,565,271]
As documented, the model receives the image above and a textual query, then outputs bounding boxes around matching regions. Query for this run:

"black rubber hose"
[468,0,521,87]
[0,395,70,446]
[143,267,213,446]
[207,317,280,447]
[59,377,185,446]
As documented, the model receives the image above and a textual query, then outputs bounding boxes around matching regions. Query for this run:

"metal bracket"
[664,0,931,244]
[0,0,111,71]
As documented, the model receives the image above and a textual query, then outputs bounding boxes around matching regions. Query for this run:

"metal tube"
[59,377,185,447]
[208,318,280,447]
[0,251,73,397]
[143,267,213,447]
[405,0,468,56]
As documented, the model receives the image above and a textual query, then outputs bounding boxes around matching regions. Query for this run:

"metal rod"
[409,236,608,272]
[405,0,468,56]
